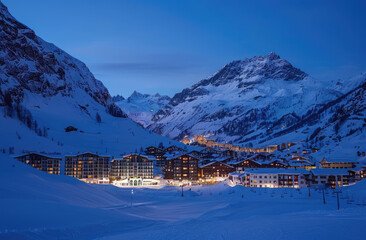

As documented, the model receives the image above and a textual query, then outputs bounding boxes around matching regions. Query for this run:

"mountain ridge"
[0,1,181,155]
[148,52,343,147]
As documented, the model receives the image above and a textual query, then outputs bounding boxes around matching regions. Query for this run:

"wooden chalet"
[233,159,262,172]
[199,161,234,180]
[164,154,198,181]
[261,159,288,168]
[144,146,165,156]
[165,145,185,153]
[320,158,355,169]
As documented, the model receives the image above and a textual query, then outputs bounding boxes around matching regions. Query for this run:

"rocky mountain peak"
[193,52,308,90]
[129,90,145,99]
[112,94,125,102]
[0,1,126,117]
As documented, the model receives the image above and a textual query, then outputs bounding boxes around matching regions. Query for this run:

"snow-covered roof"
[199,161,234,169]
[212,156,232,162]
[323,157,357,163]
[165,153,197,160]
[256,159,284,164]
[310,169,351,176]
[228,172,245,177]
[13,152,62,159]
[244,168,309,175]
[349,166,364,172]
[65,152,111,158]
[288,160,312,167]
[226,160,242,165]
[357,156,366,164]
[122,154,154,159]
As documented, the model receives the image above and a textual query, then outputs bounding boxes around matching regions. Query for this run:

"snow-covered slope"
[149,52,342,146]
[2,151,366,239]
[331,72,366,94]
[0,2,181,155]
[114,91,170,127]
[306,79,366,160]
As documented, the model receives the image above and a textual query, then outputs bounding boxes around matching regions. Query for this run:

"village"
[13,143,366,190]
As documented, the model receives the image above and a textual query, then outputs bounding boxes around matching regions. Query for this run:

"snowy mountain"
[0,2,181,155]
[331,72,366,94]
[149,52,342,147]
[306,78,366,160]
[114,91,171,127]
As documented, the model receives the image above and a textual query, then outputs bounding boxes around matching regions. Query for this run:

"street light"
[181,184,184,197]
[335,189,342,210]
[131,189,134,207]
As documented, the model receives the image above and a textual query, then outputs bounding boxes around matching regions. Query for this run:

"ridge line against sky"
[2,0,366,97]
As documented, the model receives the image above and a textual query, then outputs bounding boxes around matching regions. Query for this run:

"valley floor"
[2,180,366,240]
[1,155,365,240]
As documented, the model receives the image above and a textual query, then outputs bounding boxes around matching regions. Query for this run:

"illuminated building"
[65,152,110,181]
[14,153,61,175]
[110,154,153,180]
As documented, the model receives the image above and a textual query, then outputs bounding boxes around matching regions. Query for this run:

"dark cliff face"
[0,2,126,117]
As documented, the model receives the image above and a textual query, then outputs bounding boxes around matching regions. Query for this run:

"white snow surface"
[149,53,343,144]
[115,91,170,127]
[1,154,365,240]
[0,2,183,156]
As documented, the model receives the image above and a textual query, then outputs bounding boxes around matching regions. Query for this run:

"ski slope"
[1,154,365,240]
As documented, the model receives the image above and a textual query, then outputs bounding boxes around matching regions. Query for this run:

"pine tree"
[96,112,102,123]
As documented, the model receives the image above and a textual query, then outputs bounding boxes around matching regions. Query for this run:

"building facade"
[14,153,61,175]
[144,146,165,156]
[199,161,234,182]
[110,154,153,180]
[242,168,309,188]
[233,159,262,172]
[310,169,351,188]
[65,152,110,180]
[164,154,198,181]
[320,158,354,169]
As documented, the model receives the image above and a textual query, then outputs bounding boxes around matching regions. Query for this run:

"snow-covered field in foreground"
[1,155,365,240]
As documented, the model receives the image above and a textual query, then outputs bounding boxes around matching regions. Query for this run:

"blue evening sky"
[3,0,366,97]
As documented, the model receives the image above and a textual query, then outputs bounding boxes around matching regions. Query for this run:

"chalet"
[214,156,234,164]
[165,145,185,153]
[287,160,315,170]
[320,158,355,169]
[290,155,308,161]
[310,169,351,188]
[249,153,271,161]
[65,152,110,181]
[232,159,262,172]
[110,154,153,180]
[189,150,203,157]
[14,153,61,175]
[164,154,199,182]
[200,147,219,155]
[242,168,309,188]
[221,149,238,158]
[144,146,165,156]
[259,159,288,168]
[198,161,234,182]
